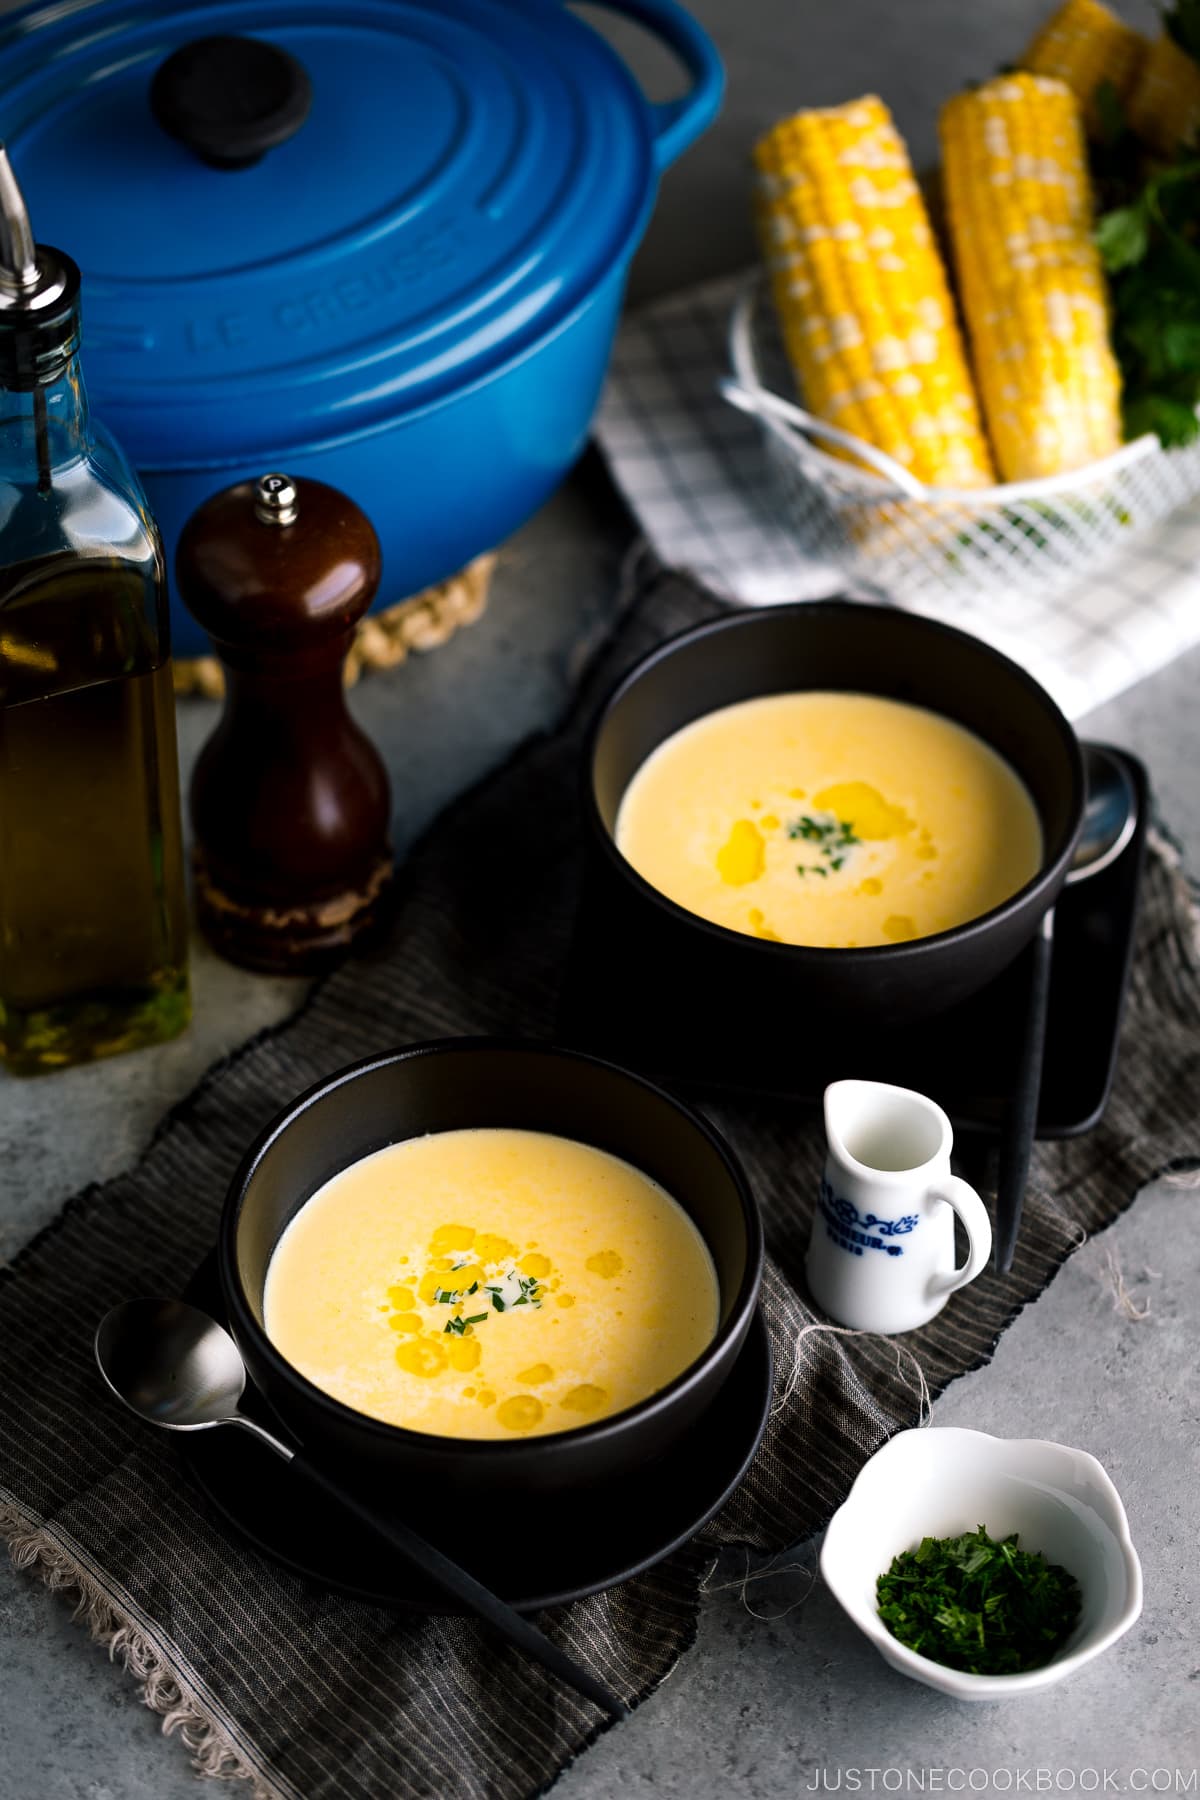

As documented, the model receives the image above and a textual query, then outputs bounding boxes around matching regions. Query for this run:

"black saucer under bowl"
[180,1255,772,1614]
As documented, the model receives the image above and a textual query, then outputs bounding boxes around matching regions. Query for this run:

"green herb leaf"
[1160,319,1200,373]
[876,1526,1081,1677]
[1095,204,1149,272]
[788,809,858,880]
[462,1313,488,1327]
[1125,391,1200,447]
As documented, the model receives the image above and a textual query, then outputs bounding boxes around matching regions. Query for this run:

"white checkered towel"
[595,273,1200,722]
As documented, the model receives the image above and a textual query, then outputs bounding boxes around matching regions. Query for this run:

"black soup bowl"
[218,1039,763,1506]
[584,601,1085,1032]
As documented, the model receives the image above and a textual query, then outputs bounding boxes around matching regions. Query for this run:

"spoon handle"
[291,1452,629,1720]
[994,909,1056,1274]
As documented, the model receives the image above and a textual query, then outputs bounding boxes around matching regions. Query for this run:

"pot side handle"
[581,0,725,170]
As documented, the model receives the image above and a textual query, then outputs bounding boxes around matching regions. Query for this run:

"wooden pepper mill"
[177,472,393,973]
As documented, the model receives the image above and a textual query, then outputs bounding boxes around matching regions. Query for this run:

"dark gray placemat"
[2,569,1197,1800]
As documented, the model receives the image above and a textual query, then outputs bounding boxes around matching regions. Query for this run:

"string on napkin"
[773,1322,933,1429]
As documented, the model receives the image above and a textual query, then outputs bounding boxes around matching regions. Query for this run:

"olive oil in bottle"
[0,145,189,1072]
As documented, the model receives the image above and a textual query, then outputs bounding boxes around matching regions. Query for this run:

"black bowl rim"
[582,598,1086,964]
[218,1036,765,1461]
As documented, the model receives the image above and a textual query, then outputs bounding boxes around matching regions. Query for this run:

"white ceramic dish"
[820,1427,1142,1699]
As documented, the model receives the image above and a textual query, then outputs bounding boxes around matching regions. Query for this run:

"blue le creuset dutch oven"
[0,0,722,654]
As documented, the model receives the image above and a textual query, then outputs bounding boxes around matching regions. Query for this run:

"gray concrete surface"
[3,0,1199,1795]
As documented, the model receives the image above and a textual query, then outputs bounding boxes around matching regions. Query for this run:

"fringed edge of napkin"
[1,1474,715,1800]
[0,1490,280,1798]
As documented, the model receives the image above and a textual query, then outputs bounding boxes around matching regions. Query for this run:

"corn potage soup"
[614,693,1043,949]
[263,1129,720,1440]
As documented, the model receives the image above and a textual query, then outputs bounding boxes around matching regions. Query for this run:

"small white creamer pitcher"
[806,1079,993,1335]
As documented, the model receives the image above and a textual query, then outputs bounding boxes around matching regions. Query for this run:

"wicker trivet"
[173,551,497,698]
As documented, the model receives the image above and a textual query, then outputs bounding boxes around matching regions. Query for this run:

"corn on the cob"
[754,96,996,489]
[1020,0,1146,134]
[1127,28,1200,153]
[940,73,1122,481]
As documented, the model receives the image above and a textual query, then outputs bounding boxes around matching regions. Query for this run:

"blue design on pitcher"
[817,1178,919,1259]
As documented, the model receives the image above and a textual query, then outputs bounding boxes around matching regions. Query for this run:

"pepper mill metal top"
[253,472,299,526]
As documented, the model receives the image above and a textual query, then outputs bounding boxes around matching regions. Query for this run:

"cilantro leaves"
[1096,145,1200,449]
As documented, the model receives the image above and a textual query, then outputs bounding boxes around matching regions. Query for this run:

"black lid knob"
[150,35,312,171]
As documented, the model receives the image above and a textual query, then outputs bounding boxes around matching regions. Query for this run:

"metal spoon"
[994,745,1139,1273]
[1068,745,1138,887]
[95,1297,628,1720]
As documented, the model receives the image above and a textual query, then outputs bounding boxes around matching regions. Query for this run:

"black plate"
[180,1255,772,1614]
[560,744,1148,1140]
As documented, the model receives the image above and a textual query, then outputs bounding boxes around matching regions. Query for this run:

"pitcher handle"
[579,0,725,169]
[927,1175,993,1297]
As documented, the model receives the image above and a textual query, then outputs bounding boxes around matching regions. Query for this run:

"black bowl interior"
[231,1042,757,1336]
[591,602,1083,886]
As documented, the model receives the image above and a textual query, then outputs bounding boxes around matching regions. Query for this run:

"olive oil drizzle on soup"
[614,693,1043,949]
[263,1129,719,1440]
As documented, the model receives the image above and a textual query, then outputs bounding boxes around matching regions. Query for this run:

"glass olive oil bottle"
[0,146,189,1073]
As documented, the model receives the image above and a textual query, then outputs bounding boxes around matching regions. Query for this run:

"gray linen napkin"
[1,569,1197,1800]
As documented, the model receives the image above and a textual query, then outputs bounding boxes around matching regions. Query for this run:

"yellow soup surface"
[263,1128,720,1440]
[614,693,1043,948]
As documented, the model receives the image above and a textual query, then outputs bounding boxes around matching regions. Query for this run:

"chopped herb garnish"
[875,1526,1082,1676]
[442,1314,487,1336]
[787,809,859,881]
[434,1267,542,1321]
[434,1279,479,1303]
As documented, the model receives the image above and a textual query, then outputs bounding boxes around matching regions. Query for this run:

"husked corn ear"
[1127,29,1200,153]
[754,95,995,489]
[1020,0,1146,133]
[940,73,1122,481]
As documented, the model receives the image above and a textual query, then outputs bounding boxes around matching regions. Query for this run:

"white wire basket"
[723,276,1200,608]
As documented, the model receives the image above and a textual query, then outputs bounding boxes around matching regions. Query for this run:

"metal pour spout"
[0,144,40,297]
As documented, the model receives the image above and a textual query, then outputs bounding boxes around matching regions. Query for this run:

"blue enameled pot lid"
[0,0,716,465]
